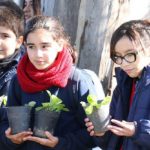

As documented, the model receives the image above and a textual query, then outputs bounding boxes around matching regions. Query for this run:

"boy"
[0,1,24,149]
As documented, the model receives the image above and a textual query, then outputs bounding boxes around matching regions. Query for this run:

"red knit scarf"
[17,48,73,93]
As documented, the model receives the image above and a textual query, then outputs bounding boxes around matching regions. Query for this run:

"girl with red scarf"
[2,16,103,150]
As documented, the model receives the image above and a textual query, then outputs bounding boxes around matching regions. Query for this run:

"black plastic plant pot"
[33,110,60,138]
[88,105,111,134]
[7,106,31,134]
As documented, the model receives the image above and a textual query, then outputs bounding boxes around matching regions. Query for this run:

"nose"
[23,4,29,12]
[35,49,43,57]
[120,59,130,68]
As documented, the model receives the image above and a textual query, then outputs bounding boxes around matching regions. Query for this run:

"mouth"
[124,68,134,74]
[35,60,45,65]
[24,14,31,20]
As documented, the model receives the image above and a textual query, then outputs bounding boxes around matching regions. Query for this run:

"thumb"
[45,131,53,139]
[5,128,12,137]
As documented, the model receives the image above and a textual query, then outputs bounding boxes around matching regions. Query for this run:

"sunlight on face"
[114,36,146,78]
[0,26,21,59]
[26,28,63,70]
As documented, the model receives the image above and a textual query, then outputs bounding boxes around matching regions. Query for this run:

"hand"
[23,131,59,148]
[107,119,136,137]
[5,128,33,144]
[84,118,105,136]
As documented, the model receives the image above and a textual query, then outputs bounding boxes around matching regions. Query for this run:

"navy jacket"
[0,47,25,150]
[96,65,150,150]
[0,67,101,150]
[0,50,23,97]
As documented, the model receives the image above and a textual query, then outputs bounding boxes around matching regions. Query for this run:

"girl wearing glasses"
[85,20,150,150]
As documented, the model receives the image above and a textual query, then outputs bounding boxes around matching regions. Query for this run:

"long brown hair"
[24,16,77,63]
[23,0,42,16]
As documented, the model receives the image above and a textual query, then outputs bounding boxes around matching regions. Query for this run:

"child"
[23,0,41,24]
[0,1,24,97]
[0,1,24,150]
[85,20,150,150]
[2,16,104,150]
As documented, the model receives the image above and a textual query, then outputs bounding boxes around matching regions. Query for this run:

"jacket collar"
[115,65,150,87]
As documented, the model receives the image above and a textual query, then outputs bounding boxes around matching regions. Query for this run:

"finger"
[107,125,125,136]
[111,119,126,127]
[5,128,12,137]
[84,118,90,122]
[45,131,59,145]
[24,136,42,143]
[87,125,94,132]
[85,122,93,127]
[90,130,95,136]
[16,131,33,138]
[45,131,53,139]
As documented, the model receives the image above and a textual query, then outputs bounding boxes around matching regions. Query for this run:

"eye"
[27,44,35,49]
[24,2,27,7]
[42,45,47,49]
[1,33,10,39]
[113,55,121,60]
[30,1,33,6]
[42,44,51,49]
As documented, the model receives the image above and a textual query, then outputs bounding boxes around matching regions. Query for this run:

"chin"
[34,65,49,70]
[128,72,140,78]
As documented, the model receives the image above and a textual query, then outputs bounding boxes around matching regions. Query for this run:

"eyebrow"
[26,42,51,45]
[115,49,137,55]
[26,43,34,46]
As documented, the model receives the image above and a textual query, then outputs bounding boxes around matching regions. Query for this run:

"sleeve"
[54,70,101,150]
[83,69,105,100]
[0,75,21,150]
[132,119,150,147]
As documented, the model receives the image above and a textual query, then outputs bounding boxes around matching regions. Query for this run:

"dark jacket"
[0,47,25,150]
[0,50,23,97]
[96,65,150,150]
[0,67,101,150]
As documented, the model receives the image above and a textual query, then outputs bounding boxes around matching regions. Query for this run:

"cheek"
[47,50,59,61]
[27,50,34,60]
[5,41,17,55]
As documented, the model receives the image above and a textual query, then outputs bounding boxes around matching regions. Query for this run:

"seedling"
[0,95,7,107]
[25,101,36,108]
[80,95,111,115]
[35,90,69,112]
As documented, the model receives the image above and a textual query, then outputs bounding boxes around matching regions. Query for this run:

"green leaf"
[35,106,43,111]
[42,102,51,107]
[3,97,7,106]
[100,96,111,106]
[35,90,69,112]
[46,90,52,99]
[80,94,111,115]
[87,95,97,106]
[62,107,69,111]
[85,105,93,115]
[50,95,62,105]
[28,101,36,107]
[80,101,87,107]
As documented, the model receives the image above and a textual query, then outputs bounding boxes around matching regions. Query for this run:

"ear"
[16,36,24,49]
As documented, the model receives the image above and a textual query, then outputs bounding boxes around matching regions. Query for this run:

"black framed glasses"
[112,51,138,65]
